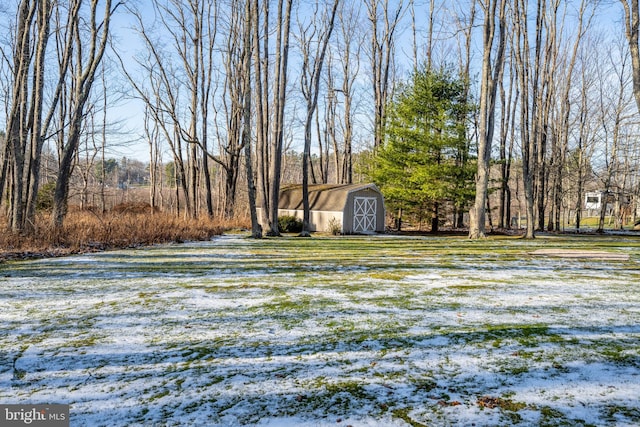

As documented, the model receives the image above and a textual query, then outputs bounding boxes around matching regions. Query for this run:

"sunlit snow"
[1,234,639,426]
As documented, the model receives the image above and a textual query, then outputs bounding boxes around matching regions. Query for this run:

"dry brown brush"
[0,203,228,261]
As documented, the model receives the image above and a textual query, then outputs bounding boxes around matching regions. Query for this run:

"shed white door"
[353,197,377,232]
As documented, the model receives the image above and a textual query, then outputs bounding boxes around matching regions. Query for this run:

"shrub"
[36,182,56,211]
[0,210,224,261]
[111,202,157,214]
[278,215,303,233]
[327,217,342,235]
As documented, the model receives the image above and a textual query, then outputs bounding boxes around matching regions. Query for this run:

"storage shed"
[276,183,386,234]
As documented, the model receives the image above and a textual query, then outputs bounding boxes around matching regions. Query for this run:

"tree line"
[1,0,639,239]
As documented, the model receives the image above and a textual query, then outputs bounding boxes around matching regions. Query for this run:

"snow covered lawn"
[1,233,639,426]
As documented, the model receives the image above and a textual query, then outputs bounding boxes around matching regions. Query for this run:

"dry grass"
[0,203,238,261]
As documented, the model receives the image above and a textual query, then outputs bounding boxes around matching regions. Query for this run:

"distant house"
[584,191,602,211]
[272,183,386,234]
[584,191,640,225]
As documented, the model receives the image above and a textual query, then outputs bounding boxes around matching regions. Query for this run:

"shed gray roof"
[279,183,381,211]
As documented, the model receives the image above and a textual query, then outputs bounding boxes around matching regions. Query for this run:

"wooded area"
[1,0,640,241]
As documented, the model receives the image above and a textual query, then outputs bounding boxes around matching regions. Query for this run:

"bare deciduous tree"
[4,0,40,232]
[254,0,294,236]
[366,0,405,150]
[512,0,554,239]
[53,0,118,228]
[297,0,339,237]
[594,37,634,232]
[621,0,640,113]
[545,0,594,231]
[122,0,218,220]
[241,0,261,238]
[469,0,506,239]
[2,0,86,232]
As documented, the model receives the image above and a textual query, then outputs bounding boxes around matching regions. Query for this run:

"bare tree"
[122,0,219,220]
[511,0,559,239]
[2,0,84,232]
[366,0,405,149]
[319,1,365,185]
[594,37,634,232]
[546,0,594,231]
[52,0,118,228]
[453,0,476,228]
[569,36,599,231]
[76,107,102,210]
[320,59,336,184]
[297,0,339,236]
[158,0,216,218]
[620,1,640,228]
[4,0,40,232]
[532,1,560,233]
[120,7,190,218]
[497,63,516,229]
[507,0,596,237]
[469,0,507,239]
[241,0,261,238]
[196,0,216,218]
[214,0,257,219]
[2,1,41,231]
[254,0,294,236]
[621,0,640,114]
[143,105,160,212]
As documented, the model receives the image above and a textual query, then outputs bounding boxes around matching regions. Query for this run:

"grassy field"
[1,233,639,426]
[566,215,639,229]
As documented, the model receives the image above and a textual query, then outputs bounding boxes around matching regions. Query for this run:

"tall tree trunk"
[52,0,114,228]
[200,0,215,218]
[23,0,53,233]
[241,0,261,238]
[337,3,361,184]
[469,0,506,239]
[6,0,35,233]
[4,0,63,233]
[253,0,293,236]
[498,70,515,229]
[299,0,339,237]
[621,0,640,115]
[455,0,475,229]
[550,0,592,230]
[513,0,548,239]
[367,0,404,149]
[253,0,270,233]
[144,106,159,212]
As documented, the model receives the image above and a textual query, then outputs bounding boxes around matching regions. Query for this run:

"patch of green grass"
[392,408,429,427]
[65,335,101,348]
[149,389,170,401]
[503,364,531,375]
[477,395,528,412]
[600,346,640,367]
[411,378,437,392]
[604,405,640,423]
[539,405,601,427]
[324,380,369,398]
[369,271,409,281]
[483,324,557,347]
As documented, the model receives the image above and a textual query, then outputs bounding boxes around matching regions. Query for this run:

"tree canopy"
[368,66,476,231]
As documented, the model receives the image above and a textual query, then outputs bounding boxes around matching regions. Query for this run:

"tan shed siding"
[278,209,342,232]
[312,211,344,233]
[266,183,385,234]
